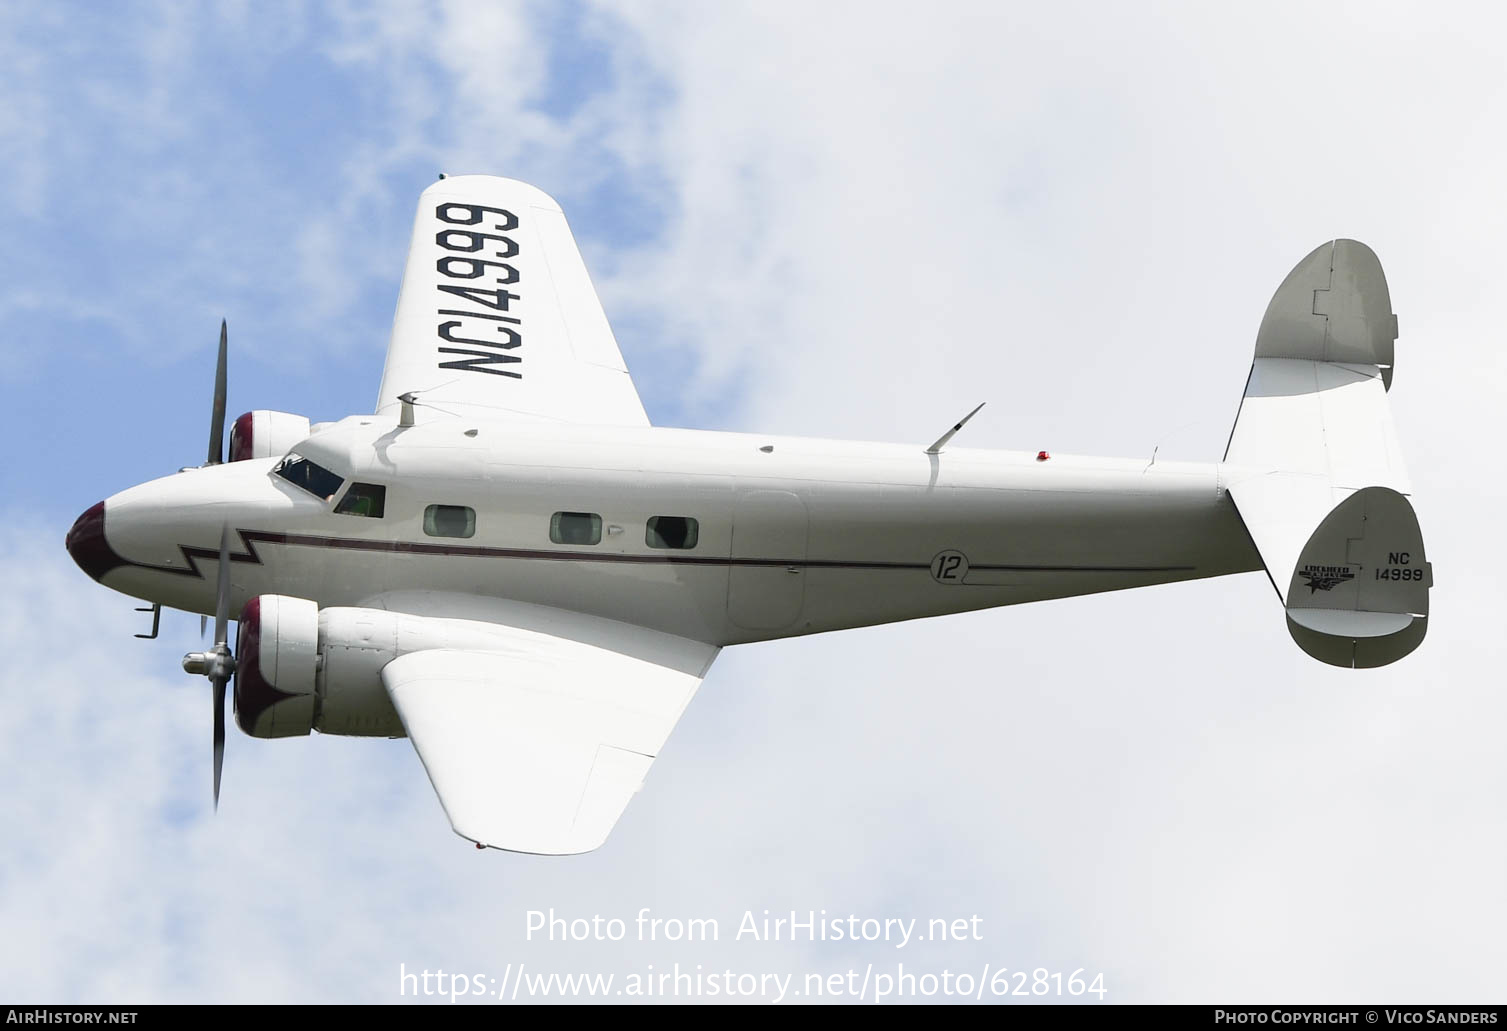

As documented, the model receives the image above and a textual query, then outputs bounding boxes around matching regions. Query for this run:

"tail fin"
[1224,240,1432,668]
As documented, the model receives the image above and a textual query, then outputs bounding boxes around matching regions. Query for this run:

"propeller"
[199,322,225,636]
[207,319,228,466]
[181,524,235,809]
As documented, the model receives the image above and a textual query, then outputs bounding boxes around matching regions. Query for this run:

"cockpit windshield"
[273,453,345,501]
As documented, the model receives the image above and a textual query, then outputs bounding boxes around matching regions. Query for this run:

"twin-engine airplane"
[66,176,1432,855]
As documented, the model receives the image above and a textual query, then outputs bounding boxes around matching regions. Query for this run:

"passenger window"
[550,511,602,546]
[335,482,387,518]
[423,504,475,539]
[646,516,699,550]
[273,453,344,501]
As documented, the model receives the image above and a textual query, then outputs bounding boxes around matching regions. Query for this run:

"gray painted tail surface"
[1224,240,1430,667]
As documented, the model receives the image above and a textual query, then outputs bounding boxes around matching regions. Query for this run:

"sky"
[2,0,1505,1005]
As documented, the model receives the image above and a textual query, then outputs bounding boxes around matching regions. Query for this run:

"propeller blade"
[200,614,207,639]
[207,320,228,466]
[212,675,226,810]
[213,523,231,647]
[183,522,236,811]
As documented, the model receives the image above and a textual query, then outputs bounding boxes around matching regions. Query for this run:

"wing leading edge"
[382,629,717,855]
[375,175,649,427]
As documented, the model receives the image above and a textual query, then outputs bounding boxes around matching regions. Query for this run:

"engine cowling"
[228,410,312,462]
[234,594,318,738]
[235,600,526,740]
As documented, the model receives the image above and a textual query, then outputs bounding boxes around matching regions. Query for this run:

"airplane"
[65,175,1432,855]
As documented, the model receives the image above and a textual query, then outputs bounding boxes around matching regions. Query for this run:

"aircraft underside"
[64,175,1429,854]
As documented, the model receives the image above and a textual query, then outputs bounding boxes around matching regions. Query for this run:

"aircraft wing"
[381,628,717,855]
[374,175,650,427]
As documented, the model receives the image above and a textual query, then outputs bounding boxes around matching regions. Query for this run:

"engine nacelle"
[234,594,318,738]
[228,410,312,462]
[235,600,526,739]
[313,608,414,737]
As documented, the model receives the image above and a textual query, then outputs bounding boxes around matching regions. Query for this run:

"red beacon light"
[1036,450,1051,462]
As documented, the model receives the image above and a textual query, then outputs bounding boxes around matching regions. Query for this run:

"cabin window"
[646,516,699,550]
[424,504,475,539]
[550,511,602,546]
[273,453,344,501]
[335,482,386,518]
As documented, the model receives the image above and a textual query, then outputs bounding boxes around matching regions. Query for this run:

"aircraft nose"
[65,501,126,582]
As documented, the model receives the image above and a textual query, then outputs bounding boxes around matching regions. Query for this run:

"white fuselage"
[91,415,1260,648]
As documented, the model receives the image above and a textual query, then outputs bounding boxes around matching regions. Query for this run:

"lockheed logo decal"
[1299,564,1355,594]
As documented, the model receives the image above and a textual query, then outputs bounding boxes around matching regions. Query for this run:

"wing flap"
[382,636,714,855]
